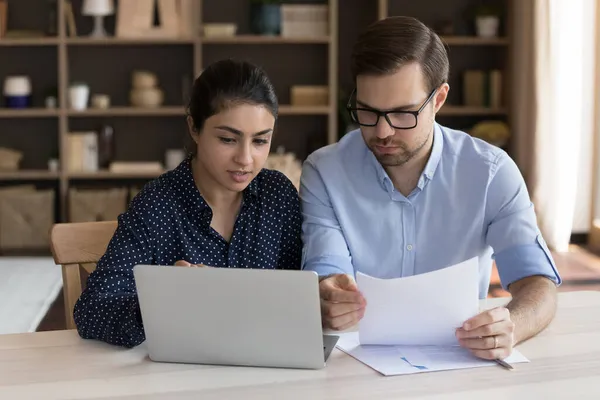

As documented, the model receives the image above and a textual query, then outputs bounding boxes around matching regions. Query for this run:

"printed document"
[337,332,529,376]
[357,257,480,346]
[335,257,530,375]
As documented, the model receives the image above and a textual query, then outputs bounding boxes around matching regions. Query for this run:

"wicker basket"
[69,188,128,222]
[0,147,23,171]
[0,189,55,250]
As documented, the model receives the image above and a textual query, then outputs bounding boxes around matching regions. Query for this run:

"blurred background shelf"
[0,171,60,180]
[440,36,509,46]
[67,171,166,180]
[65,37,195,46]
[0,109,59,118]
[438,106,508,116]
[0,37,59,46]
[66,107,186,117]
[201,35,331,44]
[0,0,512,236]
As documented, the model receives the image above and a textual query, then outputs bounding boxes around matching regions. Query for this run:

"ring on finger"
[493,335,498,349]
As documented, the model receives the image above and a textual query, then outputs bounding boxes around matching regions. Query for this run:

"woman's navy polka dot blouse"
[73,158,303,348]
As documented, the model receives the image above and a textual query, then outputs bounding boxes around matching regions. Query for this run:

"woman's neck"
[191,158,241,211]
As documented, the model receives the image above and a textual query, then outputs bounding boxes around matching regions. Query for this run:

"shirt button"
[407,244,413,251]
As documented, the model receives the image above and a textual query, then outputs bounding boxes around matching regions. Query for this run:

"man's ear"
[433,83,450,114]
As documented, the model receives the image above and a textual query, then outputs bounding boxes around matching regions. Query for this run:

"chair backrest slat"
[49,221,118,329]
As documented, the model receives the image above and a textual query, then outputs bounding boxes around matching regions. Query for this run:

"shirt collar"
[172,156,259,215]
[422,122,444,181]
[369,122,444,192]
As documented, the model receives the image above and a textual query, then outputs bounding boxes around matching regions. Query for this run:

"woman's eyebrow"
[215,126,273,136]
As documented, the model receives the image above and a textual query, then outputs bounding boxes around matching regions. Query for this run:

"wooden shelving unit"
[440,36,508,46]
[67,171,165,180]
[0,171,60,180]
[0,108,60,118]
[0,38,60,46]
[201,35,331,44]
[0,0,339,226]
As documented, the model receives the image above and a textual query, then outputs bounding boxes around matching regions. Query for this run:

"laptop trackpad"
[323,335,339,362]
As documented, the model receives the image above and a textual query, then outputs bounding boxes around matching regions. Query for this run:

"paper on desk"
[357,257,480,346]
[337,332,529,376]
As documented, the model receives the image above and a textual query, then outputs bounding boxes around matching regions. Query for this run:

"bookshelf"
[372,0,512,146]
[0,0,339,230]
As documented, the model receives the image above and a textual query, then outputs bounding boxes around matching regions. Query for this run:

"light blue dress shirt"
[299,123,561,298]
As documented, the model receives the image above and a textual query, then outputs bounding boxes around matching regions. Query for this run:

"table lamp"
[82,0,114,38]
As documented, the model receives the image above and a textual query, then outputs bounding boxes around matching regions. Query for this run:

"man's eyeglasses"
[346,87,438,130]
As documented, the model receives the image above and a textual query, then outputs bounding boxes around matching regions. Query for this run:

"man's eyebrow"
[215,126,273,136]
[356,99,419,111]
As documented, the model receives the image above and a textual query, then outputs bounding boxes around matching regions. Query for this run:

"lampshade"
[82,0,114,16]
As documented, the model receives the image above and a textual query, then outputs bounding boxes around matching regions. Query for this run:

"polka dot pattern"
[73,157,302,348]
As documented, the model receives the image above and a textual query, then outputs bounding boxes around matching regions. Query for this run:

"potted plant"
[472,3,502,38]
[250,0,282,36]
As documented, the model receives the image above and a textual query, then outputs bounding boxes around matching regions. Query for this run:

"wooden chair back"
[49,221,117,329]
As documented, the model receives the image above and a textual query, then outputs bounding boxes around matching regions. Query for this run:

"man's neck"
[384,133,434,197]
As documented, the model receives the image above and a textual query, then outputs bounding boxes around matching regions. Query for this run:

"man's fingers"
[323,289,365,303]
[456,320,514,339]
[321,300,364,319]
[319,274,365,303]
[458,333,511,350]
[326,309,364,330]
[336,274,359,291]
[469,347,511,361]
[463,307,509,330]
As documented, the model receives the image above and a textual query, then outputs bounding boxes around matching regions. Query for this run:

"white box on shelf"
[281,5,328,38]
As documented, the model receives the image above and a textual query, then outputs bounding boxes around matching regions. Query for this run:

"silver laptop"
[132,265,339,369]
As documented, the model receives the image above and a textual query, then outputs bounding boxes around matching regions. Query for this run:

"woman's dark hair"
[185,59,278,155]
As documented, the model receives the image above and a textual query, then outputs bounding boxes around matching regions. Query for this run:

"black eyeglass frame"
[346,87,438,130]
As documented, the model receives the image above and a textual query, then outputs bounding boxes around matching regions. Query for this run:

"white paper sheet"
[357,257,480,346]
[337,332,529,376]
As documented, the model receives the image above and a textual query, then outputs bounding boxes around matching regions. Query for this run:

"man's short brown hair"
[350,16,449,92]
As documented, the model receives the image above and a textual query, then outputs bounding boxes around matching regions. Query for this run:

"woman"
[73,59,303,348]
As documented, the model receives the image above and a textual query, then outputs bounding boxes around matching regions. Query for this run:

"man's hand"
[455,307,515,360]
[174,260,209,268]
[319,274,366,331]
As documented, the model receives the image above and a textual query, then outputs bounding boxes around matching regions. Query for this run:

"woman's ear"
[187,115,196,133]
[187,115,200,144]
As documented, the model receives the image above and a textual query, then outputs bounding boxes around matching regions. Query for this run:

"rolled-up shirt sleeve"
[299,157,354,277]
[485,152,561,290]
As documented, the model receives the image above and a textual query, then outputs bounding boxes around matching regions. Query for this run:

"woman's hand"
[174,260,210,268]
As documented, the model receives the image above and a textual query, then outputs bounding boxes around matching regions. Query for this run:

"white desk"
[1,291,599,399]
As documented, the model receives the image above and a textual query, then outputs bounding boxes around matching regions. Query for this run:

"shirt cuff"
[494,234,562,290]
[302,254,353,277]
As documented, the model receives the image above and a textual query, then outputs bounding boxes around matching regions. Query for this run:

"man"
[299,16,560,361]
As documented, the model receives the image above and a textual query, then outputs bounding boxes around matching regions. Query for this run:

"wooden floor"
[36,245,600,332]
